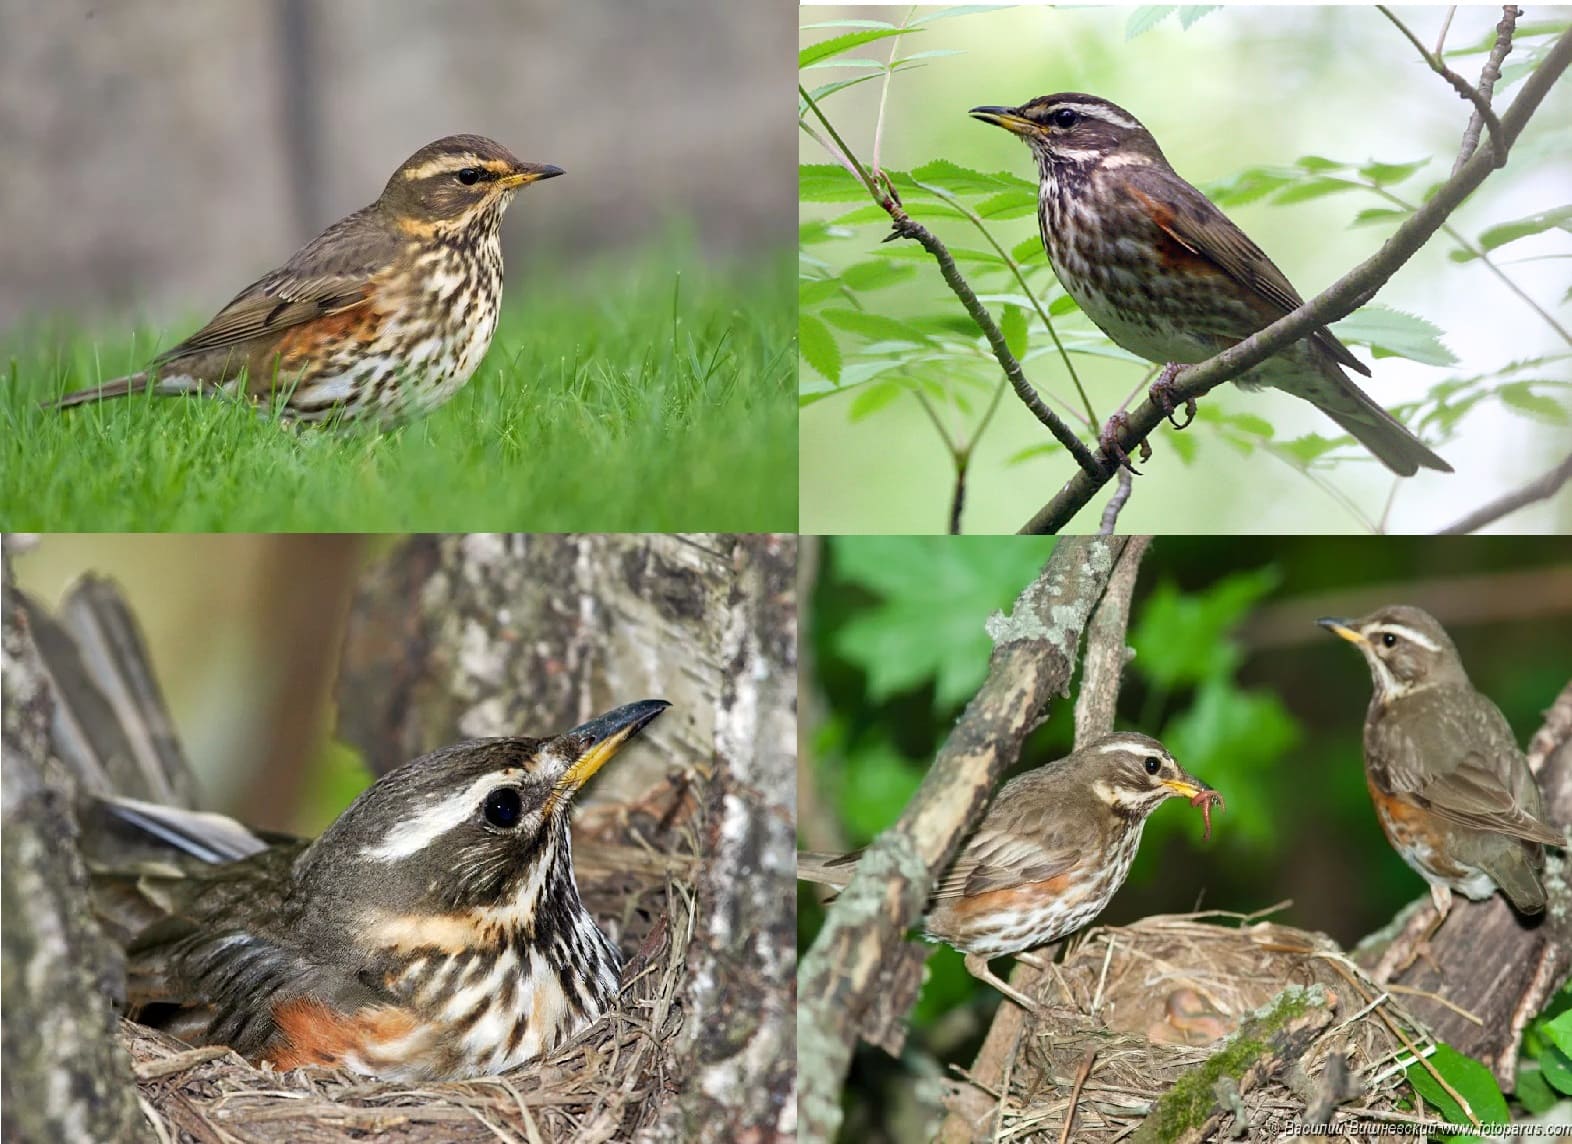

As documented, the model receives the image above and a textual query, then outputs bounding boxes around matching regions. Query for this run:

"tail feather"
[1320,397,1453,476]
[43,372,199,411]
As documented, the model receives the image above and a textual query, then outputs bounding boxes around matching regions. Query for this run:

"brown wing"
[932,771,1092,900]
[1125,165,1369,376]
[1368,690,1562,846]
[155,204,397,364]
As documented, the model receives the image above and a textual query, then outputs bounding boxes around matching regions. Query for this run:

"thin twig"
[1438,450,1572,533]
[800,83,1104,479]
[1379,6,1507,165]
[950,451,969,535]
[1019,28,1572,533]
[914,179,1097,427]
[1453,6,1520,177]
[1057,1050,1098,1144]
[1099,467,1134,534]
[887,212,1103,476]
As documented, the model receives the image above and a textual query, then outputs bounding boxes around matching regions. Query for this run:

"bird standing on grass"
[46,135,562,424]
[971,94,1452,476]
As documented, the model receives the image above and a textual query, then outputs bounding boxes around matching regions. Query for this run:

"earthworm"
[1190,790,1225,840]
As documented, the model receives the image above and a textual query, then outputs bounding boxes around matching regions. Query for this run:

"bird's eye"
[1381,633,1398,649]
[1144,756,1161,775]
[1050,108,1079,129]
[456,167,484,186]
[483,787,524,828]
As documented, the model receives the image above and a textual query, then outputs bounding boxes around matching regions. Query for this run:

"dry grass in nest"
[946,909,1460,1143]
[122,780,702,1144]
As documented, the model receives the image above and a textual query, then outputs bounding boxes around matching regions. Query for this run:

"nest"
[944,910,1452,1143]
[123,778,702,1144]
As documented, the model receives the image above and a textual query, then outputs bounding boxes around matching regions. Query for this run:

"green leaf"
[799,163,868,203]
[822,308,933,346]
[841,260,917,292]
[798,314,842,384]
[909,5,1012,26]
[1272,177,1362,204]
[833,537,1057,709]
[1165,424,1198,465]
[798,278,842,307]
[1332,306,1457,367]
[973,189,1039,219]
[1500,382,1572,425]
[1351,206,1410,228]
[1178,5,1219,29]
[1011,236,1047,265]
[1515,1064,1558,1113]
[1542,1043,1572,1096]
[1001,304,1028,360]
[838,742,924,840]
[908,159,1030,195]
[1295,155,1347,173]
[1204,166,1298,209]
[1478,205,1572,252]
[1125,6,1175,39]
[1160,676,1300,846]
[848,379,904,422]
[1543,1009,1572,1059]
[1130,567,1281,690]
[799,27,914,69]
[1277,433,1340,466]
[1358,158,1429,186]
[1405,1043,1510,1137]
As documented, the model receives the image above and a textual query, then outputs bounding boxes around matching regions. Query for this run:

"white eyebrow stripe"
[362,768,521,860]
[1094,735,1160,755]
[1370,624,1441,652]
[1059,103,1141,130]
[400,155,485,181]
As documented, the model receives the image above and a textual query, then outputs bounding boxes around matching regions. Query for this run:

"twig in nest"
[1057,1049,1098,1144]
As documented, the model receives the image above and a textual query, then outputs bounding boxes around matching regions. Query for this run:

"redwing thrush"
[84,699,668,1081]
[798,732,1221,1008]
[46,135,562,424]
[971,95,1452,476]
[1319,607,1561,917]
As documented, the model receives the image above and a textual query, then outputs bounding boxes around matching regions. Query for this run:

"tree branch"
[1437,450,1572,534]
[935,536,1153,1144]
[798,537,1128,1143]
[1019,25,1572,534]
[1453,6,1521,177]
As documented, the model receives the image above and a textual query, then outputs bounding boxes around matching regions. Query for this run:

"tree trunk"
[1,540,152,1144]
[338,533,798,1141]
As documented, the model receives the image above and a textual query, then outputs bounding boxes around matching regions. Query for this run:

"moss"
[1133,985,1328,1144]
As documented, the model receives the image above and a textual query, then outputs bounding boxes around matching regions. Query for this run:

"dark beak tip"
[568,699,670,744]
[539,164,565,179]
[1315,616,1350,631]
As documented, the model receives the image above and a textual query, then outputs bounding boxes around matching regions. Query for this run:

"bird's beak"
[1316,617,1367,647]
[501,162,565,189]
[546,699,669,813]
[969,105,1037,137]
[1160,772,1213,800]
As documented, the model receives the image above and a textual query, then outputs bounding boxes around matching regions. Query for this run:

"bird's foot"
[1371,892,1448,984]
[1150,363,1197,429]
[964,952,1046,1015]
[1097,413,1151,476]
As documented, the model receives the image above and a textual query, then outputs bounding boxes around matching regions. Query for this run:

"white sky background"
[799,4,1572,534]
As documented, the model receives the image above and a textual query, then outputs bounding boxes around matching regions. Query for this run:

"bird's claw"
[1151,363,1197,429]
[1098,412,1151,476]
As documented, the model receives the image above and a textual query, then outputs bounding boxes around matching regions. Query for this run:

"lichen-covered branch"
[798,536,1129,1143]
[1,544,153,1144]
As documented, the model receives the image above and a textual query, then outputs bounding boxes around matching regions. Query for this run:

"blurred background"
[0,0,792,325]
[799,534,1572,1138]
[799,6,1572,534]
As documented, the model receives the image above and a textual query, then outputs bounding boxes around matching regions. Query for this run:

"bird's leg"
[1097,412,1149,476]
[963,952,1043,1014]
[1149,363,1197,429]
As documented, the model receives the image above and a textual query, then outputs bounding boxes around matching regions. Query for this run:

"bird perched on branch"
[84,700,669,1081]
[798,732,1221,1009]
[971,94,1452,476]
[1319,606,1560,923]
[45,135,562,424]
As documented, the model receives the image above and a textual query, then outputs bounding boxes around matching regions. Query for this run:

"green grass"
[1,240,796,531]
